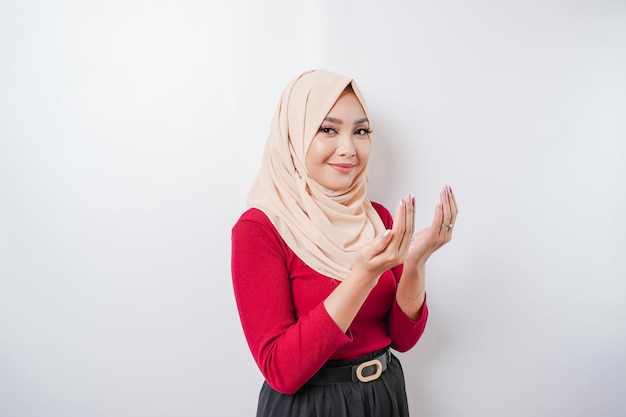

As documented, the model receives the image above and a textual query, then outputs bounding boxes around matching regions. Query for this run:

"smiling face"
[305,88,371,192]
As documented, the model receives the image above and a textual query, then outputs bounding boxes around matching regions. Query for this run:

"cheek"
[307,139,331,164]
[305,138,325,172]
[357,141,371,162]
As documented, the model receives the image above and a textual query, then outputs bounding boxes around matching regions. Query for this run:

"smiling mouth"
[328,163,355,174]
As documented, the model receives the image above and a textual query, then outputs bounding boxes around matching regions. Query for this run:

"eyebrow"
[323,117,369,125]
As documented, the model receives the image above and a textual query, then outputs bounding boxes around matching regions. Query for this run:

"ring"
[441,223,454,228]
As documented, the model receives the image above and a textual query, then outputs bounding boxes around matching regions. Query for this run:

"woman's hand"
[326,195,415,332]
[405,185,459,269]
[352,195,416,282]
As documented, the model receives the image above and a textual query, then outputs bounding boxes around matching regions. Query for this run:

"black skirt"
[256,349,410,417]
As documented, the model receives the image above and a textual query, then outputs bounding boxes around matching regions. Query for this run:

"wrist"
[404,259,426,276]
[402,287,425,301]
[348,264,381,289]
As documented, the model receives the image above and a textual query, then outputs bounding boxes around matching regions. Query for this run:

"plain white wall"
[1,1,624,416]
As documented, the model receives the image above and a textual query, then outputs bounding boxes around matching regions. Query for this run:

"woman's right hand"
[324,195,415,332]
[352,195,415,282]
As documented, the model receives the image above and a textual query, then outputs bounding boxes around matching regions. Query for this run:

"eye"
[318,126,338,135]
[354,128,372,136]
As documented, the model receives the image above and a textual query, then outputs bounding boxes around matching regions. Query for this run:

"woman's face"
[305,89,371,192]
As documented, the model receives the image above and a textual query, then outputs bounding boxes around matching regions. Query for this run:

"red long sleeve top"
[231,202,428,394]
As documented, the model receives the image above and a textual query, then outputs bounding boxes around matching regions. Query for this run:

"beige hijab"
[247,70,385,280]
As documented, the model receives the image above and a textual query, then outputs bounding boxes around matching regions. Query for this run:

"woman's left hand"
[405,185,459,268]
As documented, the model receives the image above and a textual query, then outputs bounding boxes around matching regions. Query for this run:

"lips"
[328,163,356,174]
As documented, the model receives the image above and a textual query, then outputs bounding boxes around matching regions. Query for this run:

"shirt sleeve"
[231,213,352,394]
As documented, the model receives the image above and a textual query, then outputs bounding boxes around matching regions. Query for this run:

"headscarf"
[247,69,385,280]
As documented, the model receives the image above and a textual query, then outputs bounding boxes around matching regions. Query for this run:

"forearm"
[396,263,426,320]
[324,269,379,333]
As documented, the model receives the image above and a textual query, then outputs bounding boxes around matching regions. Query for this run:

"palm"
[406,227,437,265]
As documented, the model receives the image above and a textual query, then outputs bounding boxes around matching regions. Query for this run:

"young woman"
[231,69,458,416]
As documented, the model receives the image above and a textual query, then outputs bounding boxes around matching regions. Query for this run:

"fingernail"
[382,229,391,241]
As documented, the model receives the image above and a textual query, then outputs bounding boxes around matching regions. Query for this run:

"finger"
[410,195,416,240]
[440,186,453,233]
[389,197,408,252]
[360,229,393,260]
[443,185,457,236]
[397,195,411,251]
[448,185,459,224]
[432,202,444,238]
[373,229,393,254]
[440,185,457,243]
[398,194,414,253]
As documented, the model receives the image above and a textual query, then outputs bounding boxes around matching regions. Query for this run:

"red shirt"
[231,202,428,394]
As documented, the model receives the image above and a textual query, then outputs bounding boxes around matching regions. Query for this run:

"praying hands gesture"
[355,184,458,279]
[326,185,459,330]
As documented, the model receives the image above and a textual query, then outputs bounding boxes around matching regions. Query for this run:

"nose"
[337,132,356,157]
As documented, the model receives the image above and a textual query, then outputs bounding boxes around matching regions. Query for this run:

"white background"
[1,1,625,416]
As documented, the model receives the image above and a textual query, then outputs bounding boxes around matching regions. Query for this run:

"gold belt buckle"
[355,358,383,382]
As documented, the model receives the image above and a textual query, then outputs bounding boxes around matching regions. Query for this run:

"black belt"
[307,348,391,385]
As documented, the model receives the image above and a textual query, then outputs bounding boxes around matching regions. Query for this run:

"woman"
[231,69,458,416]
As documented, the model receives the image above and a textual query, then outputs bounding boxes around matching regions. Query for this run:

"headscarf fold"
[247,70,385,280]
